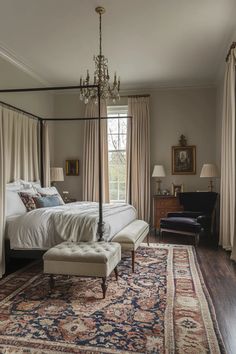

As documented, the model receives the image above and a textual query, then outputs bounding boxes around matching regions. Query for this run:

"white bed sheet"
[6,202,137,250]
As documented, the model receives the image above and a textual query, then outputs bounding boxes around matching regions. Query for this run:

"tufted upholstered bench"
[112,219,149,272]
[43,241,121,298]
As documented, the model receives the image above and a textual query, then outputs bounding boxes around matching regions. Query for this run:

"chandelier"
[79,6,120,104]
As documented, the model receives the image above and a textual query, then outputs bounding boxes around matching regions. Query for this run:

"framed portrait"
[65,159,79,176]
[171,183,184,197]
[172,145,196,175]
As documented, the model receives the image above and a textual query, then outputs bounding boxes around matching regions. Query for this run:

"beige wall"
[52,93,85,200]
[51,87,217,201]
[0,57,54,118]
[150,87,217,195]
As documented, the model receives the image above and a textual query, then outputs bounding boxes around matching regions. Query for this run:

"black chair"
[160,192,218,246]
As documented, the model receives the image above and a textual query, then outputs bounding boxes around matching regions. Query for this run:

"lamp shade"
[50,167,64,182]
[152,165,166,177]
[200,164,219,178]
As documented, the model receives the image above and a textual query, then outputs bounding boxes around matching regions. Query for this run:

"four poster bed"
[1,84,149,271]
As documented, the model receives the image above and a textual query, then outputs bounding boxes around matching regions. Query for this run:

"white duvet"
[6,202,137,250]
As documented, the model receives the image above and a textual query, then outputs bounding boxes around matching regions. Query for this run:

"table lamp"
[200,163,219,192]
[152,165,166,194]
[50,167,64,187]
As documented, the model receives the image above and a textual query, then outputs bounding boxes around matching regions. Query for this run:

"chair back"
[179,192,218,215]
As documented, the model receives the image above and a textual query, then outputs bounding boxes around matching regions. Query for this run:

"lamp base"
[156,179,162,195]
[208,179,213,192]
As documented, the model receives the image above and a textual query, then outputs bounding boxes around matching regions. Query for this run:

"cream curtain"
[42,122,51,187]
[3,108,39,182]
[220,48,236,261]
[0,106,39,277]
[83,100,109,202]
[0,107,6,278]
[127,97,150,222]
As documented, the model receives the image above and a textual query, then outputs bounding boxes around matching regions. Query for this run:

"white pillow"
[20,180,41,189]
[6,190,27,217]
[19,188,39,195]
[6,180,23,191]
[35,186,65,204]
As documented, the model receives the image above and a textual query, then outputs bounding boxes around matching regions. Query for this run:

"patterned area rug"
[0,244,225,353]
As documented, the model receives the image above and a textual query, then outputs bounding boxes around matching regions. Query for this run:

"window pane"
[119,118,127,134]
[109,165,118,182]
[108,135,119,151]
[107,106,128,202]
[108,119,118,134]
[109,151,125,165]
[119,183,126,201]
[119,134,127,150]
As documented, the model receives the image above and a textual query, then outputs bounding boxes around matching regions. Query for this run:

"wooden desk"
[153,195,183,234]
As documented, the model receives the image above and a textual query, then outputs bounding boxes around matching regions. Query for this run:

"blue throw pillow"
[33,195,62,208]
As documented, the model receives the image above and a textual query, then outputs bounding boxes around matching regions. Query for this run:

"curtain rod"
[226,42,236,62]
[43,115,133,121]
[0,100,42,121]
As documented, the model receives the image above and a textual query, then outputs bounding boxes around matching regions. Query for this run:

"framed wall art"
[171,183,184,197]
[172,145,196,175]
[65,159,79,176]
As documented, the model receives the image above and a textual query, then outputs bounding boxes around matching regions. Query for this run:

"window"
[107,106,128,202]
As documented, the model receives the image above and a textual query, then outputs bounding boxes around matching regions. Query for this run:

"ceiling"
[0,0,235,90]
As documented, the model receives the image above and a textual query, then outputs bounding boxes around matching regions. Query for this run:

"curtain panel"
[220,48,236,261]
[42,122,51,187]
[0,106,40,277]
[82,100,109,203]
[127,97,150,222]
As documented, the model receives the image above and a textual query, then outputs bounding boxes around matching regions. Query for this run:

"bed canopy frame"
[0,84,132,242]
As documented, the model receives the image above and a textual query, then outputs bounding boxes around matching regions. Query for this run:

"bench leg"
[195,233,200,247]
[131,250,135,272]
[49,274,55,293]
[160,229,164,242]
[114,266,118,281]
[101,277,107,299]
[147,232,150,246]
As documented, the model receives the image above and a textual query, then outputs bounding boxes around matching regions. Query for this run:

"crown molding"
[0,42,50,86]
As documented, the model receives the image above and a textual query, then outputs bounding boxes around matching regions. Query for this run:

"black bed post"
[97,84,104,242]
[39,120,44,187]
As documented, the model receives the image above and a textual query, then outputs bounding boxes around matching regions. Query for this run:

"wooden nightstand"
[153,195,183,234]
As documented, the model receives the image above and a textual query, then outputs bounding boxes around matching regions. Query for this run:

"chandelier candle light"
[80,6,120,104]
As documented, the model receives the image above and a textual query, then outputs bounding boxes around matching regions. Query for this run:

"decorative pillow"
[35,186,64,205]
[6,190,27,217]
[33,195,62,208]
[18,192,39,212]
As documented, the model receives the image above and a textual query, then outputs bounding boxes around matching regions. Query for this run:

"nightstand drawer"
[156,209,167,218]
[158,198,180,208]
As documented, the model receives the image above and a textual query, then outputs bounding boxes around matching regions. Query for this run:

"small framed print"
[172,146,196,175]
[171,183,184,197]
[66,160,79,176]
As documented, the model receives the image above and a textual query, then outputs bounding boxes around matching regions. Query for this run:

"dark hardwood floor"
[148,232,236,354]
[5,233,236,354]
